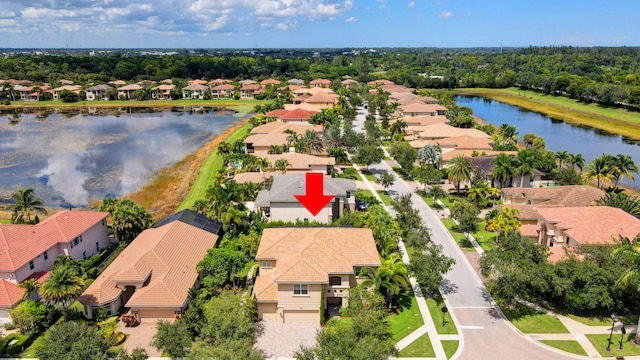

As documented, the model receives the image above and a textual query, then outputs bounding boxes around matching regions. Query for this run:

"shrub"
[2,333,31,355]
[9,300,48,337]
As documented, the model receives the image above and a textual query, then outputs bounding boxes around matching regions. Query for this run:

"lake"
[456,96,640,190]
[0,107,239,207]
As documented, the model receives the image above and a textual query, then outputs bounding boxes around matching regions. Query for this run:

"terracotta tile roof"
[441,149,513,162]
[109,80,126,85]
[305,93,338,104]
[293,87,334,96]
[402,116,449,126]
[212,84,235,90]
[250,121,322,135]
[283,103,324,112]
[264,109,290,118]
[24,271,50,284]
[244,133,289,148]
[419,123,490,139]
[341,79,358,85]
[496,204,540,221]
[253,269,278,301]
[502,186,605,207]
[240,79,257,85]
[547,246,571,263]
[435,136,493,150]
[382,84,413,93]
[241,84,262,91]
[154,84,175,91]
[161,79,173,84]
[117,84,143,91]
[79,220,219,307]
[400,102,448,115]
[310,78,331,85]
[188,79,208,85]
[182,83,208,91]
[262,153,335,170]
[261,78,282,85]
[280,108,318,120]
[255,227,380,295]
[519,224,539,238]
[0,210,108,271]
[233,171,278,184]
[0,280,24,307]
[537,206,640,246]
[367,79,395,86]
[52,85,82,92]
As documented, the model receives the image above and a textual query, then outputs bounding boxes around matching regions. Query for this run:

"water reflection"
[0,107,238,207]
[457,96,640,190]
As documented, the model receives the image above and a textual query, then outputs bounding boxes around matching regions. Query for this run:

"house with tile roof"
[261,152,335,174]
[310,78,331,88]
[254,227,380,323]
[182,83,209,99]
[210,83,235,99]
[536,206,640,249]
[304,92,338,108]
[367,79,395,87]
[85,84,114,101]
[340,79,358,88]
[117,84,143,100]
[51,85,82,101]
[288,78,305,86]
[151,84,175,100]
[240,84,262,99]
[399,101,448,117]
[79,210,222,321]
[254,174,356,224]
[260,78,282,86]
[0,210,110,323]
[419,123,490,140]
[467,154,541,188]
[244,133,289,153]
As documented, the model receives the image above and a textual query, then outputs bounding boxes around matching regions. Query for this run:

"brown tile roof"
[400,102,448,115]
[402,116,449,126]
[310,78,331,85]
[368,79,395,86]
[0,210,108,271]
[502,186,605,207]
[212,84,235,90]
[305,93,338,104]
[284,103,324,112]
[154,84,175,91]
[419,123,490,139]
[253,269,278,301]
[435,136,493,150]
[261,78,282,85]
[547,246,572,263]
[182,83,208,91]
[262,153,335,170]
[442,149,512,162]
[189,79,208,85]
[519,224,539,238]
[117,84,143,91]
[537,206,640,246]
[244,133,289,148]
[52,85,82,92]
[233,171,278,184]
[109,80,126,85]
[0,280,24,307]
[79,220,219,307]
[264,109,290,118]
[255,227,380,291]
[496,204,540,221]
[280,108,318,120]
[341,79,358,85]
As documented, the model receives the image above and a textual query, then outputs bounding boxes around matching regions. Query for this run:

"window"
[293,284,308,296]
[83,251,87,260]
[29,260,34,270]
[102,219,106,227]
[74,237,79,246]
[329,276,342,286]
[70,241,74,249]
[260,261,273,268]
[79,235,83,243]
[43,251,48,260]
[346,191,351,198]
[354,267,363,277]
[96,242,100,252]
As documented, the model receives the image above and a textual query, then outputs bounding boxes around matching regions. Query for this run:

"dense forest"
[1,46,639,109]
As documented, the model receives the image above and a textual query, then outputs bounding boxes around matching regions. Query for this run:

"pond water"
[456,96,640,190]
[0,107,239,207]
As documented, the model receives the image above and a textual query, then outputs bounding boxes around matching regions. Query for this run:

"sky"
[0,0,638,49]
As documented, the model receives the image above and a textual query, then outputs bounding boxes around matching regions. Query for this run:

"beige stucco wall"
[270,202,332,223]
[277,283,322,311]
[258,302,278,320]
[136,308,178,322]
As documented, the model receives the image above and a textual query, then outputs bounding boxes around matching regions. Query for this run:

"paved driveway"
[254,320,320,359]
[118,321,162,357]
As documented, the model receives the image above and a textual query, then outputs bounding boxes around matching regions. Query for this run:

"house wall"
[277,283,322,311]
[513,175,543,188]
[258,302,278,320]
[270,202,332,224]
[0,307,11,325]
[326,274,351,307]
[59,220,110,263]
[83,299,121,320]
[135,308,179,322]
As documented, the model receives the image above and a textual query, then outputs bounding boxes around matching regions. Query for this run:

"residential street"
[354,108,575,359]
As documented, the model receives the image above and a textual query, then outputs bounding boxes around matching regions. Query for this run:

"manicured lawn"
[586,333,640,357]
[499,302,569,334]
[566,314,637,326]
[391,166,413,181]
[0,219,11,224]
[360,170,378,182]
[397,332,435,358]
[177,123,251,211]
[388,297,424,342]
[441,218,474,250]
[473,222,497,252]
[442,340,460,359]
[539,340,588,356]
[453,88,640,141]
[376,190,393,205]
[19,334,44,358]
[426,297,458,335]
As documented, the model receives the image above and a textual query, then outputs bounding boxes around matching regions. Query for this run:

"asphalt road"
[354,108,575,359]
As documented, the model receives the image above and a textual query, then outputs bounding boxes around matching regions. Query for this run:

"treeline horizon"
[1,46,639,109]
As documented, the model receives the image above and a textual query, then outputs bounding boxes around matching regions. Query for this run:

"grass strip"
[397,332,435,358]
[177,122,251,211]
[499,301,569,334]
[426,297,458,335]
[388,296,425,342]
[539,340,588,356]
[442,340,459,359]
[454,88,640,141]
[586,333,640,357]
[376,190,393,205]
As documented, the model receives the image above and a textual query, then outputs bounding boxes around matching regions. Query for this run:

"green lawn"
[426,297,458,335]
[360,170,378,182]
[499,302,569,334]
[376,190,393,205]
[586,333,640,357]
[177,123,251,211]
[441,218,474,250]
[539,340,588,356]
[566,314,637,326]
[388,297,425,342]
[391,166,413,181]
[473,222,497,252]
[397,332,435,358]
[0,219,11,224]
[442,340,460,359]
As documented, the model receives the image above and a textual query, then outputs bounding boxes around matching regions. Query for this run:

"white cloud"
[438,11,452,18]
[205,14,228,30]
[378,5,387,9]
[276,23,288,30]
[345,16,357,23]
[408,1,415,8]
[0,11,16,17]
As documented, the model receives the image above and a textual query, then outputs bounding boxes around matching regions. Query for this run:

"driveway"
[118,320,163,357]
[254,320,320,359]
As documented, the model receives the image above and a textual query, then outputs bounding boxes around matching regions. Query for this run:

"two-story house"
[254,227,381,323]
[0,210,110,323]
[85,84,114,101]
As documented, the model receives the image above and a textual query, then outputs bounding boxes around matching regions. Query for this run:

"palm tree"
[39,263,85,321]
[555,150,570,169]
[585,154,613,189]
[221,205,247,236]
[418,144,442,168]
[568,153,585,171]
[468,182,500,202]
[284,129,299,147]
[522,133,537,149]
[299,129,324,155]
[323,125,343,151]
[448,155,473,194]
[498,124,519,146]
[613,235,640,344]
[596,192,640,215]
[11,188,47,224]
[18,279,39,300]
[612,154,639,188]
[361,253,409,310]
[490,153,516,188]
[206,179,246,219]
[486,206,521,236]
[515,150,538,187]
[428,185,448,207]
[273,158,292,175]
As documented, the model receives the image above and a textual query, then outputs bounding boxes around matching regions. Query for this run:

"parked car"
[357,201,368,211]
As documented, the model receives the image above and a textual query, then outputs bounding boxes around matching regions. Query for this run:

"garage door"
[137,309,175,322]
[284,310,319,324]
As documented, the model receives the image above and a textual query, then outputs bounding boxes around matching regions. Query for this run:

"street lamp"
[606,313,619,352]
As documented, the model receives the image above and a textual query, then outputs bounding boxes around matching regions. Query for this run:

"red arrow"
[294,172,335,216]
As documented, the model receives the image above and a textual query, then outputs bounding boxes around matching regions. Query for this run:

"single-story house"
[79,210,222,321]
[254,174,356,223]
[0,210,110,323]
[419,123,490,141]
[468,154,542,188]
[254,227,380,323]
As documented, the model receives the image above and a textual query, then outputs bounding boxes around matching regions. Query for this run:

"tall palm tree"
[299,129,324,155]
[283,129,299,147]
[273,158,292,175]
[498,124,519,146]
[448,155,473,194]
[515,150,538,187]
[613,235,640,344]
[568,153,585,171]
[323,125,343,151]
[555,150,570,169]
[39,263,85,321]
[206,179,246,219]
[490,153,516,188]
[11,188,47,224]
[361,253,409,310]
[221,205,247,235]
[585,154,613,189]
[612,154,639,188]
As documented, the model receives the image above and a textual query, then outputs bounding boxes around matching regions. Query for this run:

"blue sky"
[0,0,637,48]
